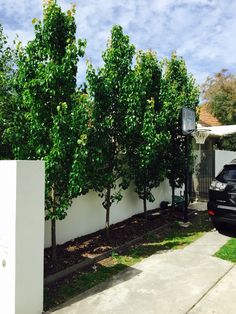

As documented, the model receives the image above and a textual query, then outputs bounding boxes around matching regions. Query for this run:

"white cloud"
[1,0,236,84]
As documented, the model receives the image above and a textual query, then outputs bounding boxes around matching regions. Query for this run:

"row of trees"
[0,1,199,263]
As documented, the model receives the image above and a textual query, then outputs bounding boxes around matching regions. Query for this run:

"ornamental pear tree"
[161,53,199,206]
[125,51,169,219]
[0,24,16,159]
[86,25,135,238]
[7,0,88,264]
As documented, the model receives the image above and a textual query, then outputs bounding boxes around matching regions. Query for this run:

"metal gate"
[192,150,215,201]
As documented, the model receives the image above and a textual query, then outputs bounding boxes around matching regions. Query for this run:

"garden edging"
[44,222,170,285]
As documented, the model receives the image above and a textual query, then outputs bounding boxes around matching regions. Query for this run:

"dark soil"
[44,207,183,277]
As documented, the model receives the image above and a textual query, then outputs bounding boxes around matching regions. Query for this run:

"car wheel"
[213,221,225,231]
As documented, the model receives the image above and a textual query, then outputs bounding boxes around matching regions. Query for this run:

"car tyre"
[213,221,225,231]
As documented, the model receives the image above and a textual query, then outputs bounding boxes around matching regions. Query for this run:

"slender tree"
[7,0,87,264]
[86,25,135,238]
[161,53,199,206]
[125,51,169,219]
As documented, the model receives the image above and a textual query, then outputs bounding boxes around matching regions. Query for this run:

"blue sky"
[1,0,236,86]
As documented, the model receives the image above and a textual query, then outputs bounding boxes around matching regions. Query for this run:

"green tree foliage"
[1,0,200,247]
[218,134,236,151]
[86,25,135,238]
[0,24,16,158]
[202,69,236,125]
[125,51,169,218]
[7,0,88,263]
[161,53,199,205]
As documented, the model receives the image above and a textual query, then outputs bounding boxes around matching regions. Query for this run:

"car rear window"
[217,167,236,182]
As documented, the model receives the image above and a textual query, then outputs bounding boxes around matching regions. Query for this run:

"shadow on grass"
[44,211,212,312]
[127,212,213,259]
[128,239,192,259]
[44,263,141,312]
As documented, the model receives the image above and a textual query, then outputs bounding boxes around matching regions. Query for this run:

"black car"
[208,159,236,230]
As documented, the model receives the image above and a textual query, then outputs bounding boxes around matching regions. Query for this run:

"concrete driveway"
[48,231,236,314]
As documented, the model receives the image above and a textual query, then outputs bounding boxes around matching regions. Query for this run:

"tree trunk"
[171,184,175,207]
[143,185,147,220]
[143,171,148,220]
[105,187,111,240]
[51,185,57,266]
[51,218,57,266]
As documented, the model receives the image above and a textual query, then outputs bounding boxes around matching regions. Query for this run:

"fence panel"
[192,150,215,201]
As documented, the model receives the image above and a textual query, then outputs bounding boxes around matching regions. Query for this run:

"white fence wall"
[44,180,172,248]
[215,150,236,175]
[44,149,236,248]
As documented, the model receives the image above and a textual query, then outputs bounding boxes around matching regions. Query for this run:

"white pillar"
[0,161,45,314]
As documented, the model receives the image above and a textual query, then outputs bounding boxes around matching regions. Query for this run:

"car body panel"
[208,162,236,227]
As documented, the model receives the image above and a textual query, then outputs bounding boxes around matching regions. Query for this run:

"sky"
[0,0,236,87]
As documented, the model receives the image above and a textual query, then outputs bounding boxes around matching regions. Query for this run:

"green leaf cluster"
[5,0,89,223]
[202,69,236,125]
[86,26,136,234]
[0,24,16,159]
[0,1,200,243]
[86,30,199,226]
[124,51,169,210]
[160,53,199,201]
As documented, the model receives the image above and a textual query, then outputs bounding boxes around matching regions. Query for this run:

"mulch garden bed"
[44,207,186,278]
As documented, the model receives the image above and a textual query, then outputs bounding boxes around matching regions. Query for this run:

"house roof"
[198,103,222,127]
[195,104,236,144]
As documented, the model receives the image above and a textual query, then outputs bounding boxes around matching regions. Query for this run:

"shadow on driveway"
[46,265,142,313]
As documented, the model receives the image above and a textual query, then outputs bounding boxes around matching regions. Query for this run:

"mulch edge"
[44,222,170,285]
[44,210,196,286]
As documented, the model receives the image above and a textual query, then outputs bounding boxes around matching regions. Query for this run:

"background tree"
[6,0,87,264]
[125,51,169,219]
[161,53,199,206]
[202,69,236,151]
[0,23,16,159]
[86,25,135,238]
[218,134,236,151]
[202,69,236,125]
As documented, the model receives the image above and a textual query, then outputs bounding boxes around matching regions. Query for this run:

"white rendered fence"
[44,179,172,248]
[215,149,236,175]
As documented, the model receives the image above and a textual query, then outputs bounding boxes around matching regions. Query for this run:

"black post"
[184,134,189,222]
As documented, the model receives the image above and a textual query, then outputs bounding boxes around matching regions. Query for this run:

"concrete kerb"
[44,209,198,285]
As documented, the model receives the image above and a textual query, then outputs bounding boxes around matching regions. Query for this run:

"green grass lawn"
[44,212,212,311]
[214,238,236,263]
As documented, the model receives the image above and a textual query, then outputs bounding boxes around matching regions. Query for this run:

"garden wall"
[44,180,172,248]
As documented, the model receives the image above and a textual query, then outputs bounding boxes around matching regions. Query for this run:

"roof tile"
[198,104,222,126]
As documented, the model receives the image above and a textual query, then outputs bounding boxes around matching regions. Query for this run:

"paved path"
[188,201,207,211]
[49,230,236,314]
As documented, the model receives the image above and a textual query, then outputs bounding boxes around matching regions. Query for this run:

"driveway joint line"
[185,263,235,314]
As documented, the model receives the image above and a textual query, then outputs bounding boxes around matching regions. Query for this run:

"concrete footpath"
[49,231,236,314]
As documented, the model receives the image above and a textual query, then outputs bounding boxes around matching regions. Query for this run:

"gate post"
[0,161,45,314]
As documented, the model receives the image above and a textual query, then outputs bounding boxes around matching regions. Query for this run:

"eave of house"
[197,124,236,137]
